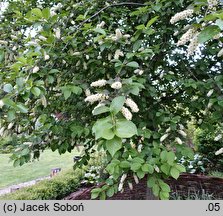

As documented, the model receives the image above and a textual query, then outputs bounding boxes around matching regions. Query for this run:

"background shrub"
[195,128,223,172]
[0,168,83,200]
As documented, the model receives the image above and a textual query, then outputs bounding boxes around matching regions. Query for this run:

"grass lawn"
[0,149,80,189]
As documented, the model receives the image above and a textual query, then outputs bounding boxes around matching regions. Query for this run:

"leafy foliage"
[0,0,223,200]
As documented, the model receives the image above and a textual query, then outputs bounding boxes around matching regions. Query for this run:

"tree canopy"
[0,0,223,199]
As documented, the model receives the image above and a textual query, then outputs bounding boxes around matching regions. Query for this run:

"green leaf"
[147,176,156,188]
[2,98,16,107]
[16,103,28,113]
[170,167,180,180]
[142,164,154,174]
[137,169,145,179]
[120,161,131,168]
[3,84,13,93]
[160,164,170,175]
[0,50,4,63]
[63,89,71,100]
[110,96,125,114]
[175,164,186,173]
[106,186,115,197]
[133,40,142,51]
[100,191,106,200]
[106,136,122,157]
[131,162,141,171]
[71,86,82,95]
[159,181,171,192]
[7,110,16,121]
[159,191,169,200]
[166,152,176,165]
[42,8,50,19]
[152,184,160,197]
[146,16,159,27]
[198,25,221,43]
[92,117,115,140]
[93,105,110,115]
[115,119,138,138]
[126,61,139,68]
[31,8,43,18]
[215,19,223,30]
[91,188,102,199]
[31,87,41,97]
[94,28,106,35]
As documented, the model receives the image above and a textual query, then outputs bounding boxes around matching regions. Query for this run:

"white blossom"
[44,54,50,61]
[120,173,127,183]
[173,31,179,36]
[128,182,133,190]
[175,137,183,145]
[33,66,40,73]
[73,52,81,56]
[121,107,132,121]
[207,89,214,97]
[215,148,223,155]
[177,28,195,46]
[133,174,139,184]
[170,9,194,24]
[0,40,8,45]
[123,34,131,39]
[166,127,171,133]
[115,29,123,40]
[11,35,18,40]
[111,81,122,90]
[217,48,223,57]
[108,53,112,61]
[97,21,106,28]
[187,33,199,55]
[207,102,213,109]
[208,0,219,9]
[178,130,187,137]
[114,49,124,59]
[90,79,107,88]
[118,182,124,192]
[54,28,61,39]
[179,124,185,130]
[85,89,91,97]
[0,100,4,108]
[125,98,139,113]
[214,134,222,141]
[0,127,5,136]
[160,133,169,142]
[8,122,14,130]
[137,144,143,153]
[84,93,105,103]
[39,35,47,41]
[134,69,144,75]
[155,166,160,173]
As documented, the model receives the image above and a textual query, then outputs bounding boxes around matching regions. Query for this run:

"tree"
[0,0,223,199]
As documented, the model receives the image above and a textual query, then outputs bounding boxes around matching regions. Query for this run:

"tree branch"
[77,2,147,29]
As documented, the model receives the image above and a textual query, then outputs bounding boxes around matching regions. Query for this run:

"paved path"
[0,176,50,196]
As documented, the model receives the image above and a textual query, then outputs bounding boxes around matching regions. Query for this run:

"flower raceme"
[84,93,106,103]
[170,9,194,24]
[125,98,139,113]
[121,107,132,121]
[90,79,107,87]
[177,28,195,46]
[111,81,122,90]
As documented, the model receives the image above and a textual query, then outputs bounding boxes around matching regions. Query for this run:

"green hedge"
[0,169,84,200]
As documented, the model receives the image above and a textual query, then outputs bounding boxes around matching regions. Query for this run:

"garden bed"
[64,173,223,200]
